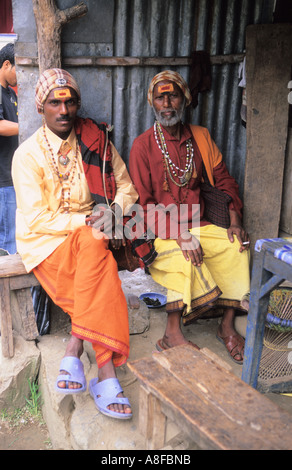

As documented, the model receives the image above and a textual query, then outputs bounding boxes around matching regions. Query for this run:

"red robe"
[129,123,242,239]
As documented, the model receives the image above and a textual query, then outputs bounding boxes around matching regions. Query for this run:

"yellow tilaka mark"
[53,88,72,99]
[157,83,174,93]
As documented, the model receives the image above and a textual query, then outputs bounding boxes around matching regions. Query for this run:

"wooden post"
[32,0,88,72]
[139,385,166,450]
[243,24,292,247]
[0,278,14,358]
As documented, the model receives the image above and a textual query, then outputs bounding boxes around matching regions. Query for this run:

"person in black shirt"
[0,42,18,253]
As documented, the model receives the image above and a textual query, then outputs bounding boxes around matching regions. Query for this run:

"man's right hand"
[86,206,115,235]
[176,231,204,266]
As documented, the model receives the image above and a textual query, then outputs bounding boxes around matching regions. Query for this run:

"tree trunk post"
[32,0,88,73]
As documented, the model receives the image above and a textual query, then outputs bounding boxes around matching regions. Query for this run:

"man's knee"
[73,226,109,253]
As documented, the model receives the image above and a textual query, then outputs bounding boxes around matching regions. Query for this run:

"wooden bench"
[128,344,292,450]
[0,253,39,358]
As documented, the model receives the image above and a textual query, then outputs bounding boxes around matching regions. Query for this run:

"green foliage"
[25,379,42,417]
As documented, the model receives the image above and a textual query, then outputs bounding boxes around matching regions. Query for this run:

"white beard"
[153,99,185,127]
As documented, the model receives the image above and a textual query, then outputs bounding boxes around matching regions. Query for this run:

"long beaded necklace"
[154,121,194,187]
[154,121,195,204]
[42,125,79,213]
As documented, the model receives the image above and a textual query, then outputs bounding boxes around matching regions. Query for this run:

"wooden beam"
[15,53,245,68]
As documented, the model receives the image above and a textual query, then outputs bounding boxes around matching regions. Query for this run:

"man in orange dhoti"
[12,69,139,419]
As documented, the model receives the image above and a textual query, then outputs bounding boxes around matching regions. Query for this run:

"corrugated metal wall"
[112,0,275,197]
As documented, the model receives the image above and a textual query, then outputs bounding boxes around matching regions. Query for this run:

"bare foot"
[160,308,199,350]
[159,331,192,349]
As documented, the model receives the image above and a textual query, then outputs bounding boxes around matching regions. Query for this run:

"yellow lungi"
[149,224,250,325]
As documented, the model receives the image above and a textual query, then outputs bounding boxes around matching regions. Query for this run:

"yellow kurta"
[12,125,138,272]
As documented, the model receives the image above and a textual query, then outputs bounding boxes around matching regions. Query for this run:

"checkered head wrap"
[147,70,192,107]
[35,68,81,113]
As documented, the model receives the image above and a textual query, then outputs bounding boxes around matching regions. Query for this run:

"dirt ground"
[0,410,51,450]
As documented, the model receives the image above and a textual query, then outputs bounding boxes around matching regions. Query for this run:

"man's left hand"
[227,224,250,252]
[228,210,250,252]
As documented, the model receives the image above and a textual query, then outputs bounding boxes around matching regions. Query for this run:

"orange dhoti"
[33,226,129,368]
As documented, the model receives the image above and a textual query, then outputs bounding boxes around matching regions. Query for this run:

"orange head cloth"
[147,70,192,107]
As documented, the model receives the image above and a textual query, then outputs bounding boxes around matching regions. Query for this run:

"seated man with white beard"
[129,70,250,364]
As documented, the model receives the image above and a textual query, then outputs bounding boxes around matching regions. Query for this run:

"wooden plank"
[153,346,292,448]
[243,24,292,247]
[15,53,245,68]
[10,273,39,290]
[128,345,292,450]
[0,253,28,277]
[139,385,166,450]
[0,279,14,358]
[200,347,232,371]
[138,386,153,440]
[0,255,40,350]
[12,289,39,340]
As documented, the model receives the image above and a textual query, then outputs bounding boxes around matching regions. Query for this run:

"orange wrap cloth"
[33,226,129,368]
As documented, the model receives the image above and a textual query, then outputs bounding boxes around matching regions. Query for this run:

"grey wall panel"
[111,0,274,199]
[12,0,275,198]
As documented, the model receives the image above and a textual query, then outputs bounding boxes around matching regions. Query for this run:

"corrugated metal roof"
[111,0,275,197]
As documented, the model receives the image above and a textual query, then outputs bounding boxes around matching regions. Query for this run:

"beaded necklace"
[154,120,195,204]
[154,121,194,187]
[42,125,79,213]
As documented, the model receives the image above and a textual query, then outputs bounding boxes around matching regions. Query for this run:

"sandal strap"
[55,356,86,393]
[56,373,84,387]
[223,334,244,352]
[217,333,245,362]
[90,377,123,396]
[58,356,85,375]
[90,377,130,407]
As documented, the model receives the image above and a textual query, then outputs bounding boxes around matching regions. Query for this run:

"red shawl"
[74,117,157,268]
